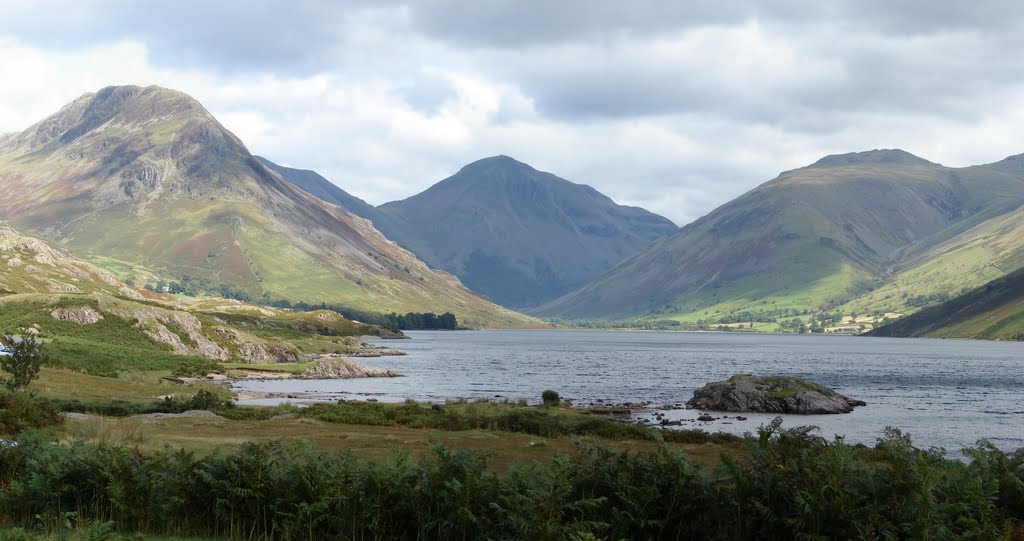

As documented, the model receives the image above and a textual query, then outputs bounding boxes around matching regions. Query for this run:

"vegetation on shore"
[1,415,1022,540]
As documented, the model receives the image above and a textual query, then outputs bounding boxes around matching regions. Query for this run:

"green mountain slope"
[0,222,402,377]
[538,149,1024,322]
[867,266,1024,339]
[0,85,534,328]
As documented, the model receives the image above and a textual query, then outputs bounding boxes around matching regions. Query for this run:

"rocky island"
[688,374,866,414]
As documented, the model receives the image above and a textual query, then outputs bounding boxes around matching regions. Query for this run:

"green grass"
[0,298,219,377]
[653,240,870,324]
[33,368,218,402]
[871,266,1024,340]
[302,400,738,446]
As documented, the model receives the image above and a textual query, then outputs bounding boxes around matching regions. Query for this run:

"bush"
[541,389,560,407]
[1,336,43,390]
[0,390,63,435]
[0,433,1021,540]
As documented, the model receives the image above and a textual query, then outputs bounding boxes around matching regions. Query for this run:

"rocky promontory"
[299,358,400,379]
[687,374,866,414]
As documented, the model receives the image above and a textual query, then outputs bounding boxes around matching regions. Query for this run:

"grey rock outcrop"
[300,358,400,379]
[687,374,866,415]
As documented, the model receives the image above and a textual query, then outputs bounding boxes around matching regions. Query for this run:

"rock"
[300,358,400,379]
[50,306,104,324]
[61,412,95,420]
[697,413,716,422]
[687,374,866,415]
[135,410,225,420]
[118,286,146,301]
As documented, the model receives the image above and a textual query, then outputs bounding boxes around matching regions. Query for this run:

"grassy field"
[15,365,742,474]
[59,414,736,472]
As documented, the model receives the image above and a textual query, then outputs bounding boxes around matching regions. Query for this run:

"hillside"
[538,149,1024,323]
[372,156,678,308]
[867,267,1024,339]
[0,222,403,378]
[0,85,533,328]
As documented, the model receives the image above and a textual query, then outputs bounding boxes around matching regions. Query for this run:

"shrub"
[541,389,560,407]
[0,390,63,435]
[0,336,43,390]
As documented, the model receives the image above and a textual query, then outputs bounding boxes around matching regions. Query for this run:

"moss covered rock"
[687,374,865,414]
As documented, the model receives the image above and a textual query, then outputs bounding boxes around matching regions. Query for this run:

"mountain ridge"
[0,85,535,328]
[538,148,1024,323]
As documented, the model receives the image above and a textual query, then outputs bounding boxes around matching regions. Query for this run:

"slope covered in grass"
[539,149,1024,324]
[868,266,1024,339]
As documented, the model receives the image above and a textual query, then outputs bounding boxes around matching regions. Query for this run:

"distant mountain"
[267,154,678,309]
[374,156,679,309]
[538,149,1024,321]
[867,267,1024,340]
[0,85,534,328]
[254,157,385,225]
[254,156,418,252]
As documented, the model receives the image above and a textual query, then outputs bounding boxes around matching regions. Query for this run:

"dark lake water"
[232,330,1024,452]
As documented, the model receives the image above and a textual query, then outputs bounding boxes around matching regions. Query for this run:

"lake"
[232,330,1024,452]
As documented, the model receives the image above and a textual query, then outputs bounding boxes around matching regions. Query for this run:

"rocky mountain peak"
[13,85,213,151]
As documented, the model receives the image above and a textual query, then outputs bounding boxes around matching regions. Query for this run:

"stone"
[300,358,400,379]
[687,374,866,415]
[50,306,104,325]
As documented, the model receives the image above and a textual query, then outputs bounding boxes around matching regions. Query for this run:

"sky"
[2,1,1024,226]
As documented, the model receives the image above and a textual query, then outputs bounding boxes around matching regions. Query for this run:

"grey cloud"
[404,1,749,48]
[472,19,1024,131]
[5,0,1024,226]
[0,0,398,74]
[404,0,1024,49]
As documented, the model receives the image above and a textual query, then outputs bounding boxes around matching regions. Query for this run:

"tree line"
[266,299,457,331]
[137,275,458,330]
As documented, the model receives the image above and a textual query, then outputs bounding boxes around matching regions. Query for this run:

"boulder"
[687,374,865,415]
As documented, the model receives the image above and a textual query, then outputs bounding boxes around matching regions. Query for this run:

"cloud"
[2,1,1024,227]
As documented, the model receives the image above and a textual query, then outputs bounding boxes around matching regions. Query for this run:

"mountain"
[265,155,678,309]
[254,157,387,227]
[867,267,1024,340]
[253,156,420,258]
[538,149,1024,322]
[370,156,678,309]
[0,85,534,328]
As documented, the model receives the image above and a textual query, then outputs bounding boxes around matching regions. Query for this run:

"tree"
[1,336,44,390]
